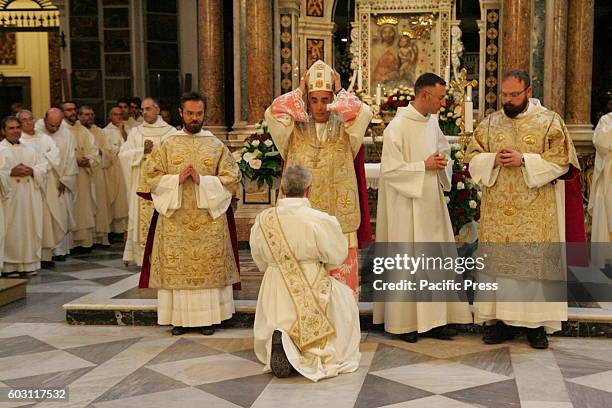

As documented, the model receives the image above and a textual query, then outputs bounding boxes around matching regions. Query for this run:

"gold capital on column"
[501,0,531,75]
[246,0,273,123]
[565,0,594,126]
[198,0,225,127]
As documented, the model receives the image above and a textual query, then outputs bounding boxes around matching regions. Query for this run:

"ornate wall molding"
[479,0,501,117]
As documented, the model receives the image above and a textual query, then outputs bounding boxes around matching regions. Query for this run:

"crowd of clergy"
[0,60,610,383]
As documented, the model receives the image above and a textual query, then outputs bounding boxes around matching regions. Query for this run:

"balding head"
[44,108,64,134]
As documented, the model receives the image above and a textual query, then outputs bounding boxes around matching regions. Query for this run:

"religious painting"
[306,0,324,17]
[355,0,452,95]
[0,32,17,65]
[306,39,324,68]
[71,41,101,69]
[70,16,98,38]
[104,7,129,28]
[104,30,130,52]
[72,70,103,98]
[369,14,438,90]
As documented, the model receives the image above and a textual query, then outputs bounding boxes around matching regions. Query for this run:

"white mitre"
[308,60,334,93]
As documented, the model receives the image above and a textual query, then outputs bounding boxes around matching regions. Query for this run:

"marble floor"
[1,324,612,407]
[1,243,612,407]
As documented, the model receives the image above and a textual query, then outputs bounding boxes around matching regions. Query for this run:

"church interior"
[0,0,611,406]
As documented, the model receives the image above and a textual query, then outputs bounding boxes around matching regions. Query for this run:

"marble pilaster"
[530,0,546,100]
[565,0,595,142]
[501,0,531,75]
[543,0,568,117]
[245,0,274,124]
[198,0,227,136]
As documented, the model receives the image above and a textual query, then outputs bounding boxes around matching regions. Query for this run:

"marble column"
[198,0,226,135]
[565,0,594,140]
[501,0,531,75]
[543,0,568,118]
[246,0,273,124]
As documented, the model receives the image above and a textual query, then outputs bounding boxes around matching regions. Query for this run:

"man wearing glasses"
[465,70,581,349]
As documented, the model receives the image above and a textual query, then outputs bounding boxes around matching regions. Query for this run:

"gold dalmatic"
[143,133,241,290]
[285,116,360,234]
[466,107,580,281]
[259,208,335,351]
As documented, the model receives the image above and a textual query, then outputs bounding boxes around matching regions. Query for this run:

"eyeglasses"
[424,90,446,101]
[501,88,528,99]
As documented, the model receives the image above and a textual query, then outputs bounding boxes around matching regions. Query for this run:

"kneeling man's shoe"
[526,327,548,349]
[171,326,187,336]
[399,331,418,343]
[483,322,514,344]
[200,326,215,336]
[270,330,293,378]
[422,325,457,340]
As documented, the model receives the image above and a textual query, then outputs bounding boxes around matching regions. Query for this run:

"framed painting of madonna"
[355,0,453,94]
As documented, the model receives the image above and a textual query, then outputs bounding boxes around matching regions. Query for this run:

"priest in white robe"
[0,153,9,272]
[143,92,240,335]
[374,73,473,342]
[0,117,46,274]
[118,97,138,133]
[62,101,101,250]
[35,108,78,260]
[119,97,174,265]
[465,70,580,349]
[103,107,129,234]
[17,110,64,264]
[78,106,112,246]
[252,165,361,381]
[589,112,612,244]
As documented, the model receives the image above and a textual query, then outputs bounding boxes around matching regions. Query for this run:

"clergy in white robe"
[374,74,472,341]
[264,60,373,295]
[0,149,11,271]
[252,165,361,381]
[17,110,64,262]
[589,112,612,244]
[0,117,46,273]
[103,107,129,234]
[118,97,138,134]
[78,106,112,246]
[465,71,580,349]
[62,101,101,249]
[119,98,174,265]
[36,108,78,258]
[143,93,240,335]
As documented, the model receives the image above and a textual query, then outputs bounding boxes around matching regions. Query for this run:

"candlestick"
[376,83,382,106]
[444,66,450,83]
[467,85,472,101]
[357,66,363,90]
[464,100,474,133]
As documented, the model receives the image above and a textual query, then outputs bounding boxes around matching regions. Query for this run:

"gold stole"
[259,208,335,350]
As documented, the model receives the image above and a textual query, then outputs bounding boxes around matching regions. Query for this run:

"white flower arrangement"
[457,181,465,190]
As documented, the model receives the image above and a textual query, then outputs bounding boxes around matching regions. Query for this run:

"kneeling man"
[251,165,361,382]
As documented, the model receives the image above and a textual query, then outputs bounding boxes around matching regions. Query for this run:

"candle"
[464,100,474,133]
[376,83,382,106]
[467,85,473,101]
[357,66,363,90]
[444,66,450,83]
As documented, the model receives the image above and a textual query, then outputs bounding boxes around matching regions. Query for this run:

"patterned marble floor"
[1,243,612,407]
[0,324,612,408]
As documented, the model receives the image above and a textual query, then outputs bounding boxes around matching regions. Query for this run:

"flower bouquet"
[444,143,481,237]
[380,86,416,111]
[233,120,282,192]
[438,87,462,136]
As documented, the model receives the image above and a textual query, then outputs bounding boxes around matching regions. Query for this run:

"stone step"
[0,278,27,307]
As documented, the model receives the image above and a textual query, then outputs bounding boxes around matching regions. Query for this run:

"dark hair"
[179,92,206,110]
[61,100,78,110]
[1,115,20,130]
[131,96,142,106]
[414,73,446,96]
[117,97,131,106]
[502,70,531,87]
[78,105,94,115]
